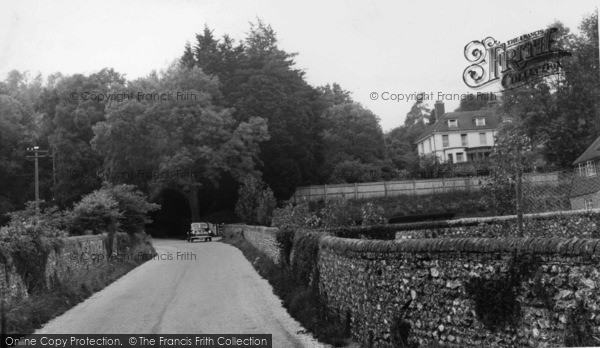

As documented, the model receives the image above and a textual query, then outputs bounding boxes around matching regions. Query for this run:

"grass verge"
[222,237,350,347]
[2,241,155,335]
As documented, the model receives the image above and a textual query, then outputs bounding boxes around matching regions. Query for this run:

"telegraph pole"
[26,146,50,211]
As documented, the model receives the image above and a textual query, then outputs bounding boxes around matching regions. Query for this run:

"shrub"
[361,202,386,226]
[100,183,160,235]
[68,190,121,236]
[272,198,320,231]
[318,197,355,229]
[0,201,68,292]
[235,174,277,226]
[0,201,68,241]
[465,254,540,331]
[329,160,377,184]
[256,187,277,226]
[235,175,262,224]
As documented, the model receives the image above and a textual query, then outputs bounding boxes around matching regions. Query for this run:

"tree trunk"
[186,185,200,222]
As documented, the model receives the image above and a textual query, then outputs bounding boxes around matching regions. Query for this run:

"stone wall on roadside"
[392,209,600,239]
[317,236,600,347]
[0,233,132,306]
[223,224,281,263]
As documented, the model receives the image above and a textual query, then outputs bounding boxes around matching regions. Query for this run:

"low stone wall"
[223,224,281,263]
[1,233,132,306]
[392,209,600,239]
[221,224,245,239]
[318,236,600,347]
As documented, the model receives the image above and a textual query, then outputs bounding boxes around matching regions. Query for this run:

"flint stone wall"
[1,233,131,306]
[392,209,600,239]
[318,236,600,347]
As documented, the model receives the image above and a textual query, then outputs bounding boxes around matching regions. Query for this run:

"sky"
[0,0,598,131]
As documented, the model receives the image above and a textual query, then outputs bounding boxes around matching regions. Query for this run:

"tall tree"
[183,20,326,198]
[385,94,429,171]
[92,63,269,221]
[320,102,386,181]
[502,13,599,168]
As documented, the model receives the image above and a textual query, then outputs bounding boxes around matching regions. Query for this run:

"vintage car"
[187,222,213,242]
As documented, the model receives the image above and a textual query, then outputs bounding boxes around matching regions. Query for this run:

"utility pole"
[26,146,50,211]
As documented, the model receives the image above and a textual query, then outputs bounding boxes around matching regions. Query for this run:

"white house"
[415,101,500,164]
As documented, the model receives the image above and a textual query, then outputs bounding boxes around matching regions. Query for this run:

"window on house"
[475,117,486,126]
[479,133,487,146]
[579,163,585,176]
[447,119,458,127]
[585,198,594,210]
[456,153,464,162]
[586,161,597,176]
[461,134,467,146]
[429,137,433,151]
[442,135,449,147]
[447,153,453,163]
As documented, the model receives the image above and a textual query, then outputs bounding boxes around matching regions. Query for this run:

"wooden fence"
[290,172,560,203]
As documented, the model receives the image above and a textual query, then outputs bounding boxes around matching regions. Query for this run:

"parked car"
[187,222,213,242]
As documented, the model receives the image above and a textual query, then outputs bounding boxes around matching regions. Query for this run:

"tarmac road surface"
[35,238,328,348]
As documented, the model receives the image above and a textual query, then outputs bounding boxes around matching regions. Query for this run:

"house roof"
[415,109,500,143]
[573,136,600,165]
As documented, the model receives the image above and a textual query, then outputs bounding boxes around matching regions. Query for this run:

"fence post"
[413,179,417,195]
[324,184,327,201]
[354,182,358,199]
[383,181,388,197]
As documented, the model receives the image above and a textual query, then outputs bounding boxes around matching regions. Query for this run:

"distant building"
[415,101,500,164]
[569,136,600,210]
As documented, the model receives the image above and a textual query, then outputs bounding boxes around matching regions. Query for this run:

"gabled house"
[415,101,500,164]
[569,136,600,210]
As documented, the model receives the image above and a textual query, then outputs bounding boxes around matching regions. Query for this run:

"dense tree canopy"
[501,13,599,168]
[0,13,597,225]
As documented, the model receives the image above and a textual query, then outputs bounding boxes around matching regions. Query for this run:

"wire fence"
[290,168,600,216]
[521,168,600,214]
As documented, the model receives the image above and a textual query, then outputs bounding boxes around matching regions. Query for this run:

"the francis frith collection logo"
[463,27,571,89]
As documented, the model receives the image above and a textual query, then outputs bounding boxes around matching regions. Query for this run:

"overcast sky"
[0,0,597,130]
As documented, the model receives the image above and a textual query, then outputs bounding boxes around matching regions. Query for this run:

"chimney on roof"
[430,100,445,125]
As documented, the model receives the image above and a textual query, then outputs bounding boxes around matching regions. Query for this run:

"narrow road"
[35,238,327,348]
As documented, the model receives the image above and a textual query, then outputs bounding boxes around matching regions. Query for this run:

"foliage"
[317,197,355,229]
[483,118,537,218]
[320,102,386,182]
[184,21,326,199]
[92,63,269,221]
[563,300,597,346]
[68,190,121,236]
[272,198,320,231]
[501,13,599,168]
[0,201,68,242]
[234,175,277,226]
[360,202,386,226]
[100,183,160,235]
[385,93,431,172]
[0,201,68,292]
[0,93,37,224]
[465,254,540,331]
[328,159,378,184]
[235,175,262,224]
[256,187,277,226]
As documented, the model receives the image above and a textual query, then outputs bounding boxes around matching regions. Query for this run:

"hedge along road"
[35,238,327,348]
